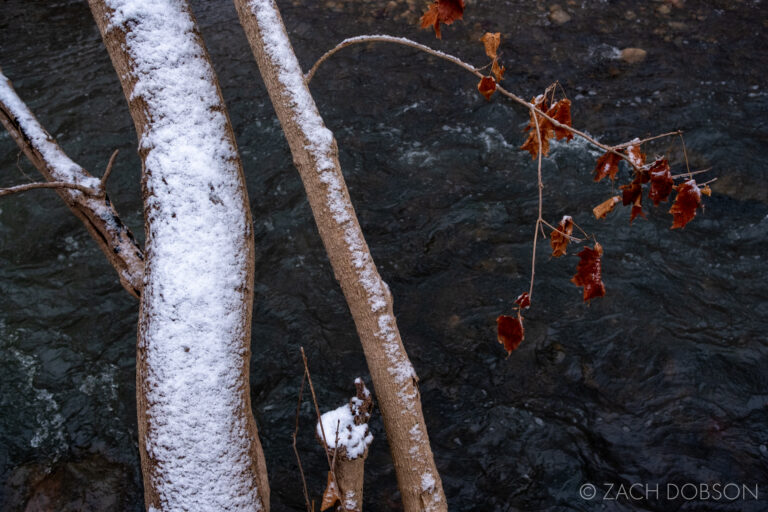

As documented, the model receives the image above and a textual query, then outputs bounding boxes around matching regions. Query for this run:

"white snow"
[0,72,101,189]
[317,402,373,460]
[344,489,358,511]
[421,472,436,492]
[103,1,261,510]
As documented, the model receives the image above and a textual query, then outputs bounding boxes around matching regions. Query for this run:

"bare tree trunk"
[234,1,447,510]
[0,70,144,297]
[88,1,269,509]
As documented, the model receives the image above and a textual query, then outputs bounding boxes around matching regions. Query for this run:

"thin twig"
[0,181,100,198]
[679,132,692,179]
[15,150,35,183]
[672,167,711,180]
[293,368,313,512]
[101,149,119,189]
[540,219,586,243]
[528,106,544,300]
[300,347,333,470]
[613,131,682,149]
[698,177,717,187]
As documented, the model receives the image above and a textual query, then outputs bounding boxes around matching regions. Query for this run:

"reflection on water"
[1,0,767,510]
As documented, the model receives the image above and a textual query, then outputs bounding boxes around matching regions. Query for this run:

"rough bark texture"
[88,1,269,510]
[333,457,365,512]
[0,70,144,297]
[234,1,447,510]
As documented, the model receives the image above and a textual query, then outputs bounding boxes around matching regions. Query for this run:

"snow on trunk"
[234,1,447,510]
[88,0,268,510]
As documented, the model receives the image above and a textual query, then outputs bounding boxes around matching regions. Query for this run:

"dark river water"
[1,0,768,510]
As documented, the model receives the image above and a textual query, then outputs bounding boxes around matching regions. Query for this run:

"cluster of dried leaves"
[417,3,711,356]
[477,32,505,100]
[592,150,711,228]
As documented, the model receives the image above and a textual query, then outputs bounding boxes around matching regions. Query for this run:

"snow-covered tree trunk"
[88,1,269,510]
[234,1,447,510]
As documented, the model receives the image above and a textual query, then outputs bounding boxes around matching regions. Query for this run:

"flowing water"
[1,0,767,510]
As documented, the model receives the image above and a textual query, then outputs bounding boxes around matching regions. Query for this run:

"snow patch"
[317,403,373,460]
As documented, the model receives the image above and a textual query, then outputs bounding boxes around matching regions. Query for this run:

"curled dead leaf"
[497,313,524,354]
[481,32,501,59]
[521,95,553,158]
[626,144,645,168]
[491,59,505,82]
[420,0,465,39]
[320,471,341,511]
[571,242,606,302]
[593,195,621,220]
[548,99,573,141]
[648,158,674,205]
[515,292,531,310]
[669,179,702,229]
[550,215,574,257]
[477,76,496,100]
[593,151,622,182]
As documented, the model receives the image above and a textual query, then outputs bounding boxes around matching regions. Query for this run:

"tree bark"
[0,70,144,297]
[234,1,447,510]
[88,1,269,510]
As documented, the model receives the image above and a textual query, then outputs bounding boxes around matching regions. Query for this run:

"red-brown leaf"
[477,76,496,101]
[521,96,553,158]
[669,179,702,229]
[648,158,674,205]
[420,0,464,39]
[626,144,645,168]
[593,152,622,182]
[548,99,573,141]
[515,292,531,310]
[550,215,574,257]
[497,313,524,354]
[491,59,505,82]
[620,181,645,223]
[571,242,606,302]
[481,32,500,59]
[593,195,621,220]
[320,472,341,511]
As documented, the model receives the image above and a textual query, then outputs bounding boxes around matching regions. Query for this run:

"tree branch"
[306,35,679,171]
[0,70,144,297]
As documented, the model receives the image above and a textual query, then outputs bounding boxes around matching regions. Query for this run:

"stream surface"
[1,1,767,510]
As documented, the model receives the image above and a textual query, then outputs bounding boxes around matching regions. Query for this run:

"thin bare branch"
[528,106,544,300]
[614,130,682,149]
[300,347,333,469]
[101,149,119,189]
[293,368,313,512]
[672,167,711,180]
[0,181,100,198]
[306,35,679,173]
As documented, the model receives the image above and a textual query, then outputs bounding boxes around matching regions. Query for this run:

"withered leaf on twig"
[571,242,606,302]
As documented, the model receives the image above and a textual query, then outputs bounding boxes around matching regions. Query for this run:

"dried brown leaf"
[477,76,496,101]
[571,242,606,302]
[593,195,621,220]
[669,179,702,229]
[497,313,524,354]
[550,215,574,257]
